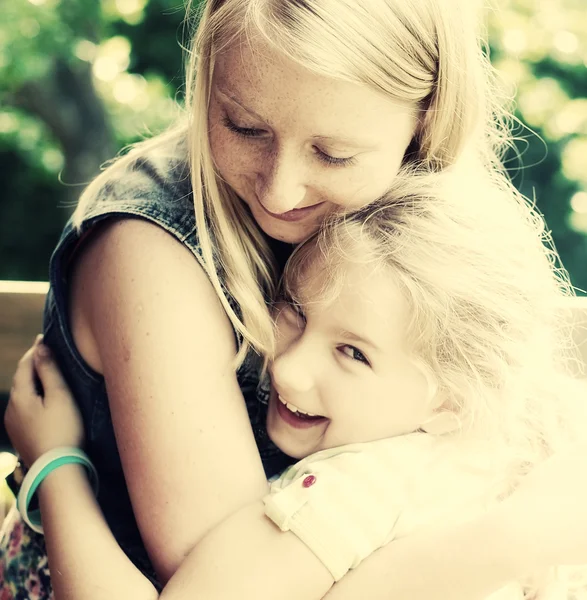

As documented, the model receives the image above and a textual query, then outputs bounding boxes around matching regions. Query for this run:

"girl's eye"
[338,345,370,366]
[222,115,265,138]
[314,147,356,168]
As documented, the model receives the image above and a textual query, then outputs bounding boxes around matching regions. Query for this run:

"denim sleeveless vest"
[37,137,295,585]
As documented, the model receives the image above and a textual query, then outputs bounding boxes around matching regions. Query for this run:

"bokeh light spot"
[502,28,527,54]
[0,113,19,135]
[93,36,131,82]
[571,192,587,215]
[553,31,579,55]
[75,40,98,63]
[41,148,65,172]
[20,19,41,38]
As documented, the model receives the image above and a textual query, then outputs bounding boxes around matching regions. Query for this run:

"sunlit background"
[1,0,587,292]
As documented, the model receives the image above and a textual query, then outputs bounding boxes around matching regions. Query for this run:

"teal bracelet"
[16,447,99,535]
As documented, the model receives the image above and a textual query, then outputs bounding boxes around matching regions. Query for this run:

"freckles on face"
[206,37,418,243]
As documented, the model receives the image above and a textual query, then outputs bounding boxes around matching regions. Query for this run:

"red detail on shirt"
[303,475,316,488]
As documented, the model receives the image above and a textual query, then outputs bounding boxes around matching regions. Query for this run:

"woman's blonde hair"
[77,0,513,367]
[283,166,587,596]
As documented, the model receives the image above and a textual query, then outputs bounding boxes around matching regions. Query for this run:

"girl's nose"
[256,151,307,214]
[270,337,316,396]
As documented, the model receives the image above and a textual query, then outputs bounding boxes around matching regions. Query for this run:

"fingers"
[11,344,39,400]
[33,341,68,393]
[6,337,44,446]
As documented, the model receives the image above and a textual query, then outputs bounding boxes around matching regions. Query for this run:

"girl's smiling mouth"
[275,393,329,429]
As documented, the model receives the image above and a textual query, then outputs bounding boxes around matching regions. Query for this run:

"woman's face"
[208,38,419,243]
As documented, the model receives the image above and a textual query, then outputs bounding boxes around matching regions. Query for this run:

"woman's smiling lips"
[259,201,325,222]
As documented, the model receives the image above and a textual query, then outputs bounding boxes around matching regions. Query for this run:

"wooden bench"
[0,281,49,395]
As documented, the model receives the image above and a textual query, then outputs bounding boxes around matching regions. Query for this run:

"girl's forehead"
[291,255,411,349]
[290,250,403,311]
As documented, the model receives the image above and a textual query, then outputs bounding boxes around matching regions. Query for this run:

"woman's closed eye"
[337,345,371,367]
[223,114,357,168]
[222,115,267,138]
[313,147,357,168]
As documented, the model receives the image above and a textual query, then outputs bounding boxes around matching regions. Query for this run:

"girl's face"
[266,257,434,459]
[208,39,418,244]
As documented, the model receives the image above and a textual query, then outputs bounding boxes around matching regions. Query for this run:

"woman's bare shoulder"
[69,216,231,373]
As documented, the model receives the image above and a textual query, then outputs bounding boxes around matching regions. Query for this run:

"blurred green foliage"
[1,0,586,292]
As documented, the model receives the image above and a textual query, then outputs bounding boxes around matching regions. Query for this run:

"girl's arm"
[58,218,270,582]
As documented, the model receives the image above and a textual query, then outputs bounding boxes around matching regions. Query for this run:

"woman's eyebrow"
[216,87,377,150]
[312,135,379,151]
[216,88,266,122]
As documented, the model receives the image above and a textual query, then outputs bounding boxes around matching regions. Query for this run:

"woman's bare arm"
[68,218,269,582]
[38,464,159,600]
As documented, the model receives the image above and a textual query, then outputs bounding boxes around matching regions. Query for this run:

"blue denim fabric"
[16,144,295,588]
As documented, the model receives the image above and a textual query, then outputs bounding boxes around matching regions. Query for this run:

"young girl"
[6,168,587,599]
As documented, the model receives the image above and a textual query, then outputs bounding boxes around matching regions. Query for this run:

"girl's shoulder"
[72,124,195,238]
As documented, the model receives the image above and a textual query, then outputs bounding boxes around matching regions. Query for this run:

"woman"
[1,0,555,597]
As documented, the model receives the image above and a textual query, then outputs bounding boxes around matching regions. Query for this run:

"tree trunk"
[12,59,115,205]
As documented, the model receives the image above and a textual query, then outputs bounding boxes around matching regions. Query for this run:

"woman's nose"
[256,151,307,214]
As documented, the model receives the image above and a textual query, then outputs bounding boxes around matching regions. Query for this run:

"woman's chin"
[254,213,321,244]
[240,197,326,244]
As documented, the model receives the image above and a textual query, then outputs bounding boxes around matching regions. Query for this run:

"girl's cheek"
[274,323,294,355]
[274,313,303,355]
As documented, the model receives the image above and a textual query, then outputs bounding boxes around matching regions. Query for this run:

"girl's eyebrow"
[338,329,382,353]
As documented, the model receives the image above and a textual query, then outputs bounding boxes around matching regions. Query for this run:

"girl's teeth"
[279,396,319,417]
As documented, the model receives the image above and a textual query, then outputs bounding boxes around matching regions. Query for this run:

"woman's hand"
[5,336,85,467]
[497,442,587,570]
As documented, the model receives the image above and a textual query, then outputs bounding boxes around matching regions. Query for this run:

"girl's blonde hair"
[77,0,512,367]
[284,165,587,596]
